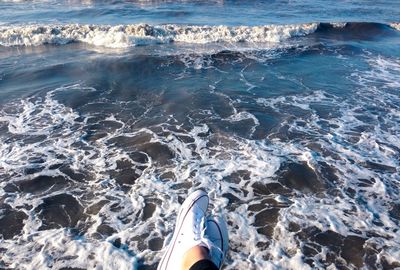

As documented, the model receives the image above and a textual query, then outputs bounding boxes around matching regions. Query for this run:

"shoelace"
[178,212,205,243]
[193,213,205,240]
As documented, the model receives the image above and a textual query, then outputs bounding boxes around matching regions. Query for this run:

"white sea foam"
[1,54,400,269]
[0,23,318,48]
[331,22,347,28]
[254,55,400,268]
[357,55,400,89]
[390,22,400,31]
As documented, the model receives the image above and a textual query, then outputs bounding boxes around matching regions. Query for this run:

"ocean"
[0,1,399,269]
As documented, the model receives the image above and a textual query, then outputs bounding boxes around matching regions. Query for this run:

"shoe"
[205,216,229,269]
[157,190,210,270]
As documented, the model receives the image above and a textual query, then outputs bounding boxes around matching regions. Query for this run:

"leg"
[181,246,212,270]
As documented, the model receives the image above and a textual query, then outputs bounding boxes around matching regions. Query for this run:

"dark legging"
[189,259,219,270]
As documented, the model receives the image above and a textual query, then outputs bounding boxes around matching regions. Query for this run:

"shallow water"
[0,1,400,270]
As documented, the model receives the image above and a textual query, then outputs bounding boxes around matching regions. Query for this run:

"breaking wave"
[1,22,398,49]
[0,23,319,48]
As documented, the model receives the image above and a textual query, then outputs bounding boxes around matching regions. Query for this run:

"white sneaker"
[205,216,229,269]
[158,190,210,270]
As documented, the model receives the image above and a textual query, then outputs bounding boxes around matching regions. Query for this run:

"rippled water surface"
[0,1,400,270]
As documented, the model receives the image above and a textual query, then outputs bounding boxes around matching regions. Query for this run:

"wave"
[315,22,400,39]
[0,23,318,48]
[390,22,400,31]
[0,22,398,48]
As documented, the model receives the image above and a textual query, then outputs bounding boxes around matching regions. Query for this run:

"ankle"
[181,245,210,270]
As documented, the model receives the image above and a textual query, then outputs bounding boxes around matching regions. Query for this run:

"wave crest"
[390,22,400,31]
[1,22,398,48]
[0,23,318,48]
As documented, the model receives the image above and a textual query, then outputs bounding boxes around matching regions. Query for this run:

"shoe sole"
[158,190,209,270]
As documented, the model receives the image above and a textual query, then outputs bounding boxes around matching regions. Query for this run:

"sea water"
[0,1,399,269]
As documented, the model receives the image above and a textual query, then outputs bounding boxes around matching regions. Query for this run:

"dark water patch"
[60,166,89,182]
[389,203,400,222]
[130,233,150,252]
[210,50,248,66]
[27,156,46,164]
[0,204,27,239]
[109,159,140,186]
[310,103,342,120]
[51,87,101,110]
[90,120,124,132]
[307,143,342,160]
[171,181,192,190]
[112,170,139,186]
[109,202,123,213]
[297,227,368,269]
[297,226,322,241]
[21,134,48,145]
[252,182,291,196]
[201,92,236,119]
[81,130,108,142]
[314,22,396,41]
[109,134,152,149]
[357,178,375,188]
[302,243,321,267]
[112,238,122,248]
[341,235,366,269]
[175,134,195,144]
[288,222,301,232]
[279,43,365,60]
[142,201,156,221]
[3,183,19,193]
[159,171,176,181]
[251,109,283,140]
[157,10,192,17]
[276,162,325,194]
[222,170,251,184]
[210,118,257,139]
[317,161,339,185]
[222,192,241,211]
[96,223,117,237]
[248,195,292,212]
[16,175,70,194]
[269,124,311,142]
[362,161,397,173]
[351,124,375,134]
[49,163,64,170]
[129,152,150,166]
[0,121,9,137]
[254,207,280,238]
[24,164,45,175]
[345,187,357,198]
[148,237,163,251]
[35,193,85,230]
[137,143,174,165]
[278,104,312,119]
[84,55,170,101]
[0,62,79,101]
[86,200,109,215]
[313,230,344,250]
[80,102,130,117]
[248,203,265,212]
